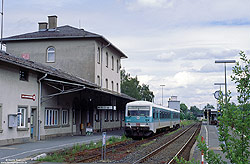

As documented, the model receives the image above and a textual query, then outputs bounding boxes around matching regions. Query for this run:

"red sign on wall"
[21,94,36,101]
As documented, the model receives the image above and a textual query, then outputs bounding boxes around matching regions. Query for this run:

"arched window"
[111,81,114,91]
[97,75,100,86]
[117,83,119,92]
[105,78,108,89]
[47,47,55,62]
[111,56,114,70]
[97,47,101,64]
[106,52,108,67]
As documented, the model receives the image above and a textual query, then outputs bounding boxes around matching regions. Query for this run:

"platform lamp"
[160,85,165,106]
[215,60,236,104]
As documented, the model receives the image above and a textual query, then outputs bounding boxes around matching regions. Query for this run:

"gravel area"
[116,123,197,163]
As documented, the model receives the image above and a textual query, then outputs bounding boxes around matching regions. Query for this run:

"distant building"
[168,96,180,111]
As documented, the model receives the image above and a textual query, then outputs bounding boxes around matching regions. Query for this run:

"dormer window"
[47,46,55,62]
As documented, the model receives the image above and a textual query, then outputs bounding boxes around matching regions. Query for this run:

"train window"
[128,110,149,116]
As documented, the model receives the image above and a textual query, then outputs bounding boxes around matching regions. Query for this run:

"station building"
[0,15,134,146]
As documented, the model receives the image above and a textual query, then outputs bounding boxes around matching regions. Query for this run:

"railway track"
[131,122,201,164]
[70,128,172,163]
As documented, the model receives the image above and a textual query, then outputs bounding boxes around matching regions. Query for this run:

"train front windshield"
[127,106,150,116]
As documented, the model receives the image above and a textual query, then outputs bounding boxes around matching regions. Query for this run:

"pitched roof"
[3,25,127,58]
[0,51,134,100]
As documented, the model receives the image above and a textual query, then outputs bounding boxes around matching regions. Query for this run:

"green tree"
[180,103,188,120]
[190,106,200,117]
[121,69,154,102]
[204,103,215,109]
[176,51,250,164]
[180,103,188,114]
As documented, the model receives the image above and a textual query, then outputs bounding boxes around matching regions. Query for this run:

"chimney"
[48,15,57,30]
[38,22,48,31]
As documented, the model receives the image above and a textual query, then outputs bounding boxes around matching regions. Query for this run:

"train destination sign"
[97,106,116,110]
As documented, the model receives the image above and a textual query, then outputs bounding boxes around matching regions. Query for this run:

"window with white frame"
[62,109,68,125]
[106,52,108,67]
[97,75,100,86]
[95,110,100,121]
[106,78,108,89]
[117,59,119,73]
[110,110,113,121]
[45,109,58,126]
[116,83,119,92]
[111,56,114,70]
[17,107,27,128]
[97,47,101,64]
[47,47,55,62]
[116,110,119,121]
[105,110,109,121]
[111,81,114,91]
[72,110,76,125]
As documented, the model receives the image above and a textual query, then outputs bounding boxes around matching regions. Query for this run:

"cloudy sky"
[3,0,250,108]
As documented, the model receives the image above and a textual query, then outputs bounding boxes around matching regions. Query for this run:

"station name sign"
[97,106,116,110]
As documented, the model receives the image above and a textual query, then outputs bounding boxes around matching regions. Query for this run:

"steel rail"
[132,123,198,164]
[75,129,174,163]
[167,124,200,164]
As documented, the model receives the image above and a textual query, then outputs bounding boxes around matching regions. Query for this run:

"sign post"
[101,132,106,160]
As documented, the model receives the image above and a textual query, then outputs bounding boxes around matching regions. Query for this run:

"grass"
[141,140,156,147]
[37,135,129,163]
[180,120,196,126]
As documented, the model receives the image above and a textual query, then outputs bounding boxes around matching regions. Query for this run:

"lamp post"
[215,60,236,104]
[160,85,165,106]
[214,82,225,91]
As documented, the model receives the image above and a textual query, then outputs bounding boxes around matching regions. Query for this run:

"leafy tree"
[180,103,188,114]
[204,103,215,109]
[190,106,200,117]
[176,51,250,164]
[120,69,154,102]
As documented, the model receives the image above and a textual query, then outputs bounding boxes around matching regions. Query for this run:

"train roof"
[126,101,180,113]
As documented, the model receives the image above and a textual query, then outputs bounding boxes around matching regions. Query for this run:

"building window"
[45,109,58,126]
[105,110,109,121]
[122,111,125,121]
[95,110,100,121]
[116,83,119,92]
[106,78,108,89]
[72,110,76,125]
[97,47,101,64]
[116,110,119,121]
[17,107,26,128]
[19,69,29,81]
[111,56,114,70]
[106,52,108,67]
[117,59,119,73]
[97,75,100,86]
[110,110,114,121]
[111,81,114,91]
[62,109,68,125]
[47,47,55,63]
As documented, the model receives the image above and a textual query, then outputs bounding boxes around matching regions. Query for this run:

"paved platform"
[0,130,124,163]
[190,122,231,163]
